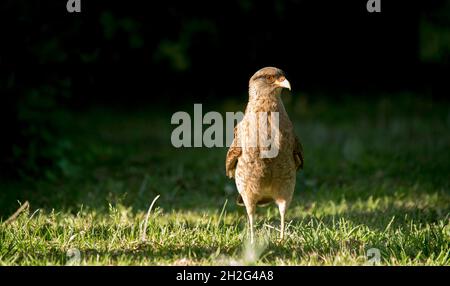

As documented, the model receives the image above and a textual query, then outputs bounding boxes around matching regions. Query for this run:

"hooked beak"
[276,78,291,91]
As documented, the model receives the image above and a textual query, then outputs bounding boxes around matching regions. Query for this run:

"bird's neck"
[247,89,286,114]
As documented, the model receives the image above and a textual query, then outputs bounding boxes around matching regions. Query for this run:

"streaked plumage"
[226,67,304,243]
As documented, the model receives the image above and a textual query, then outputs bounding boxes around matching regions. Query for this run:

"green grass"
[0,94,449,265]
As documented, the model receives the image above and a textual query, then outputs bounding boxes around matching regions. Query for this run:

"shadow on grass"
[1,97,449,221]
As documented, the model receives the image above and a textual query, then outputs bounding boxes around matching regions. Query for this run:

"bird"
[226,67,304,243]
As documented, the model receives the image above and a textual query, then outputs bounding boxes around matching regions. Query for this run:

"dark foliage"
[0,0,449,177]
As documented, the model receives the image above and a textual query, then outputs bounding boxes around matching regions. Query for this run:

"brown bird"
[226,67,304,243]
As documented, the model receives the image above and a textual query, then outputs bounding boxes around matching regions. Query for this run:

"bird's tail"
[236,195,273,207]
[236,194,245,206]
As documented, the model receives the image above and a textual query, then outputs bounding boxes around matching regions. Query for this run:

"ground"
[0,94,449,265]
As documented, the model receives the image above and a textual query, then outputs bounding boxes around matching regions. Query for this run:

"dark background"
[0,0,449,179]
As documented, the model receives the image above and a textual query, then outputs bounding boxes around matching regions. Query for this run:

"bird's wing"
[294,135,304,171]
[226,125,242,178]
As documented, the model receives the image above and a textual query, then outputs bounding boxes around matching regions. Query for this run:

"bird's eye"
[266,75,275,83]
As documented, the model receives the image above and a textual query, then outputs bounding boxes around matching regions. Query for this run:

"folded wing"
[225,126,242,178]
[294,135,304,171]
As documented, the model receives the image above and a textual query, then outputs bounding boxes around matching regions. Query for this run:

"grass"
[0,94,449,265]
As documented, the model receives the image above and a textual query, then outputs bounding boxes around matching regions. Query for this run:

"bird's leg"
[277,200,287,241]
[246,205,256,244]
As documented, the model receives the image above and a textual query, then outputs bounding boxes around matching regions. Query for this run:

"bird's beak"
[276,78,291,91]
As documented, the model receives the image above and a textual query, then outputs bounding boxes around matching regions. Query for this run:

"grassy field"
[0,94,449,265]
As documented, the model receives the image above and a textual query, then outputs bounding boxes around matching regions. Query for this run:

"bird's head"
[249,67,291,99]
